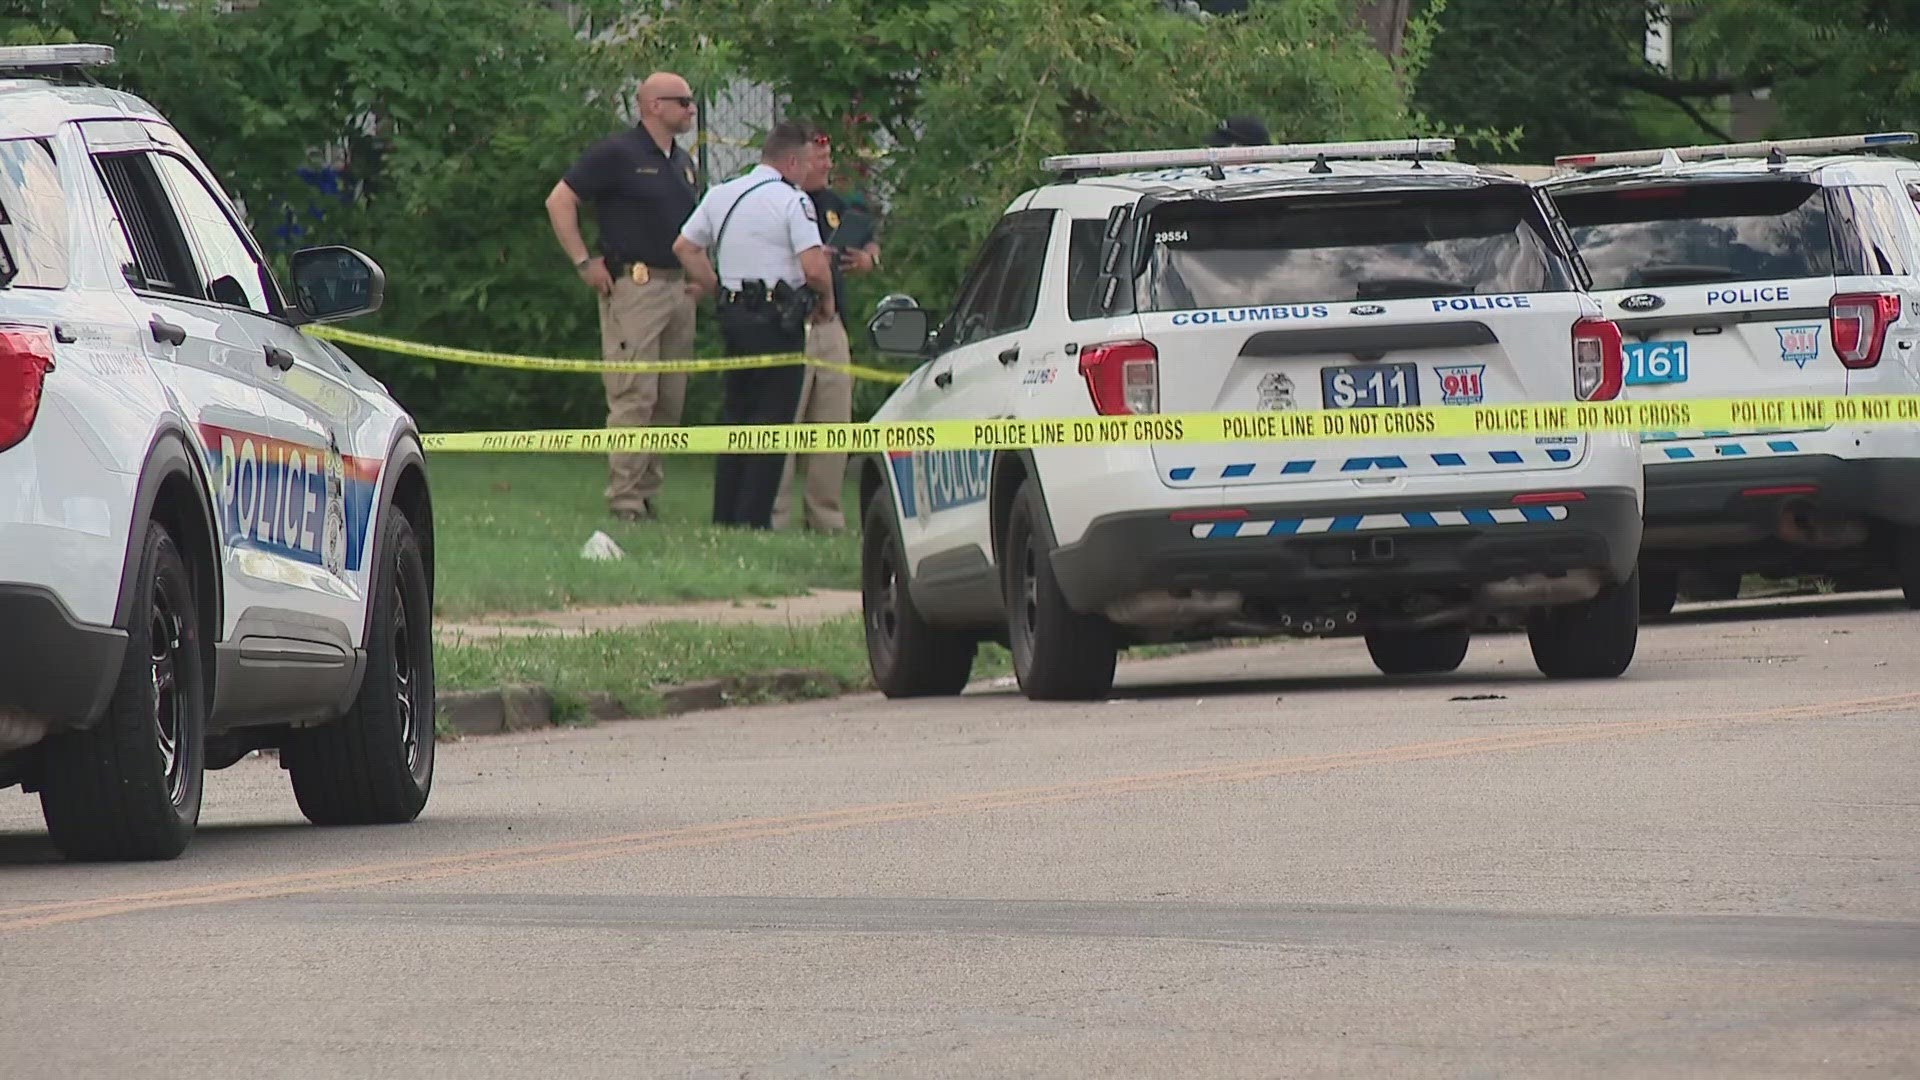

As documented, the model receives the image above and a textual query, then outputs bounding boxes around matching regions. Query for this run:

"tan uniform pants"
[771,317,853,532]
[598,268,694,512]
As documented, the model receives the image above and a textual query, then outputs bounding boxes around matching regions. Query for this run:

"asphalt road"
[3,593,1917,1078]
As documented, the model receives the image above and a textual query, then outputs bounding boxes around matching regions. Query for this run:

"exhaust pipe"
[1776,499,1866,550]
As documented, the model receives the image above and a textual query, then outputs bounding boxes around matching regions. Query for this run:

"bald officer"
[547,71,699,523]
[673,120,836,530]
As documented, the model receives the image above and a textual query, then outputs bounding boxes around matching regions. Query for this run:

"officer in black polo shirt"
[546,71,700,522]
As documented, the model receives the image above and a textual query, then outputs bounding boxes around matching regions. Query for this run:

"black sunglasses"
[658,95,695,107]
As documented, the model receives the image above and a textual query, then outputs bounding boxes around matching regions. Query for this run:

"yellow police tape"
[420,394,1920,454]
[303,324,909,384]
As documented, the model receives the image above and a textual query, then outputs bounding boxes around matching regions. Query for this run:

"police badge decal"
[323,440,348,576]
[1258,372,1297,411]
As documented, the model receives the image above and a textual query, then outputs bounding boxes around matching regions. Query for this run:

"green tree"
[1672,0,1920,137]
[7,0,642,431]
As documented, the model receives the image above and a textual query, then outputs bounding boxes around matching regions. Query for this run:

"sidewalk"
[435,589,863,640]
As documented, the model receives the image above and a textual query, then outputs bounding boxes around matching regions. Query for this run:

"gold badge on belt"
[630,263,650,285]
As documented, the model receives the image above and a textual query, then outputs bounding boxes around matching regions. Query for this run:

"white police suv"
[1545,133,1920,616]
[857,139,1644,702]
[0,45,436,860]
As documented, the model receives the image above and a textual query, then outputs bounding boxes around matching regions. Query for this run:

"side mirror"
[869,300,931,355]
[289,245,386,323]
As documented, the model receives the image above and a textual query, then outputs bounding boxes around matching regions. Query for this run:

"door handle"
[933,370,954,389]
[997,345,1020,366]
[264,344,297,372]
[149,316,186,347]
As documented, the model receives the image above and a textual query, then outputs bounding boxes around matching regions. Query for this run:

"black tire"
[1528,569,1640,680]
[1899,528,1920,611]
[1004,479,1117,701]
[1365,625,1471,676]
[1680,569,1742,602]
[860,497,975,697]
[39,524,205,861]
[284,511,435,825]
[1640,564,1679,619]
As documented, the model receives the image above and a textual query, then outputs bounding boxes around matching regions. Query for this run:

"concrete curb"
[436,669,852,738]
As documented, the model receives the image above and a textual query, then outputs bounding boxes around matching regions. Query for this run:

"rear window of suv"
[1137,185,1571,311]
[1555,179,1917,288]
[0,138,69,290]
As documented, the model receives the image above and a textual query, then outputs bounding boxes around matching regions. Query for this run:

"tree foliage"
[617,0,1427,310]
[7,0,632,431]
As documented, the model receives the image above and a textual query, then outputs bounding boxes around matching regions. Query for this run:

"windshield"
[0,138,68,289]
[1555,180,1834,290]
[1138,186,1569,311]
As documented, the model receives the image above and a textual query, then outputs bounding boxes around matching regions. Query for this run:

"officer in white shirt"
[674,120,837,529]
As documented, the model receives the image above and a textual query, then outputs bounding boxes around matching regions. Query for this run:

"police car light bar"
[0,44,115,71]
[1555,132,1917,169]
[1042,138,1457,174]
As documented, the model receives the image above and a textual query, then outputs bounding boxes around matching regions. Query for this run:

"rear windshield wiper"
[1353,276,1476,301]
[1631,264,1739,287]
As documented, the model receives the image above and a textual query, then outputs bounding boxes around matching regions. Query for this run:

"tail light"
[1572,317,1624,401]
[1078,339,1158,415]
[1831,293,1900,369]
[0,324,55,453]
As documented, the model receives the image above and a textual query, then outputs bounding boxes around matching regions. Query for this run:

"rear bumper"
[1641,455,1920,556]
[0,585,126,730]
[1050,487,1641,614]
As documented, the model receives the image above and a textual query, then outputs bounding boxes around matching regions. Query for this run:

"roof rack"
[1555,132,1916,170]
[1042,138,1457,180]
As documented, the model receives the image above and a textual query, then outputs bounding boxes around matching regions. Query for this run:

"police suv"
[1545,133,1920,615]
[0,45,436,860]
[857,139,1644,702]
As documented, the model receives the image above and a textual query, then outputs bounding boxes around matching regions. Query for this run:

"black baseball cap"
[1209,115,1271,147]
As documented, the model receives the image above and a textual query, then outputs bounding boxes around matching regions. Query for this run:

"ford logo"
[1349,303,1387,316]
[1620,293,1664,312]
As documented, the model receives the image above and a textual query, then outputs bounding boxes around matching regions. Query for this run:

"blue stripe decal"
[1464,509,1497,525]
[1547,448,1573,462]
[1665,447,1696,460]
[1342,458,1374,472]
[1170,467,1195,481]
[1432,453,1467,467]
[1491,451,1524,465]
[1222,463,1255,478]
[1520,505,1557,523]
[1329,515,1364,533]
[1282,460,1315,475]
[1403,511,1438,528]
[1378,456,1407,469]
[1270,518,1303,536]
[1768,440,1799,453]
[1207,522,1240,539]
[1716,444,1748,457]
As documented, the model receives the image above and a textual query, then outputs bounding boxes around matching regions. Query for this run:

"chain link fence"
[694,78,783,194]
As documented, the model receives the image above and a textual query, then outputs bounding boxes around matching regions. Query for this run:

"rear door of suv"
[1552,174,1920,458]
[1133,181,1605,498]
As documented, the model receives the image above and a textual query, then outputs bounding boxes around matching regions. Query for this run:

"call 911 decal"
[199,424,380,574]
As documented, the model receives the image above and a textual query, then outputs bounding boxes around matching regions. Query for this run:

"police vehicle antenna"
[1205,151,1226,182]
[1308,153,1332,175]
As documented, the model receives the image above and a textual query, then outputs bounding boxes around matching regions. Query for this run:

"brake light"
[1169,508,1249,522]
[1512,491,1587,505]
[1078,339,1158,415]
[1572,317,1624,401]
[0,325,55,453]
[1830,293,1900,369]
